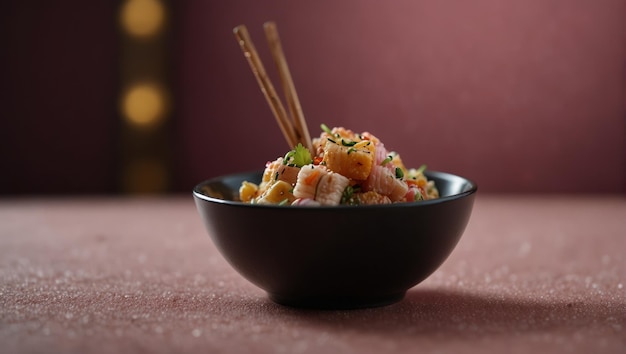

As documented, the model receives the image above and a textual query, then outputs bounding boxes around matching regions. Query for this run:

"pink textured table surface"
[1,196,624,354]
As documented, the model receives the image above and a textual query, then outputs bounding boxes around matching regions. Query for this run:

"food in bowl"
[240,124,439,206]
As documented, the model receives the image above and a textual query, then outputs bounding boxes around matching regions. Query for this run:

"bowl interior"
[194,170,476,205]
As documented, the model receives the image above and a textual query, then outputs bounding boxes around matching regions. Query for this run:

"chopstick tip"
[233,25,246,34]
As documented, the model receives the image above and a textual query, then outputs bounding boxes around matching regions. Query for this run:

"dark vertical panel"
[118,0,173,194]
[0,2,119,195]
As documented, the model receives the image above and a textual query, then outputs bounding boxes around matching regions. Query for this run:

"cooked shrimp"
[293,165,349,205]
[362,165,408,202]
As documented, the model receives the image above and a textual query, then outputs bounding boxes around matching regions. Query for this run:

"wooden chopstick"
[263,22,313,153]
[233,25,298,148]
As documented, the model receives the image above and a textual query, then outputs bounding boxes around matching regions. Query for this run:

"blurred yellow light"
[123,158,168,194]
[120,0,165,38]
[122,83,166,127]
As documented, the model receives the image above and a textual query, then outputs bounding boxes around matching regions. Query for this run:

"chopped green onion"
[327,138,336,144]
[381,156,393,166]
[416,164,427,174]
[395,167,404,179]
[347,147,356,155]
[341,139,356,146]
[341,185,353,204]
[283,151,293,163]
[321,123,333,135]
[340,185,360,205]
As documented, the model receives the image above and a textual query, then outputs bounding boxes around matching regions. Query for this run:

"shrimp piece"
[372,141,390,166]
[315,171,351,205]
[362,165,408,202]
[291,198,321,207]
[293,165,350,205]
[292,165,322,200]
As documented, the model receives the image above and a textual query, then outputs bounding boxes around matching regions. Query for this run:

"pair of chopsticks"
[233,22,313,153]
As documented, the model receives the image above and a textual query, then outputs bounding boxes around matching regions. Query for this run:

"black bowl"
[193,170,477,309]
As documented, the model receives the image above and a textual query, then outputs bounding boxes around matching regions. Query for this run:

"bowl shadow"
[259,287,625,338]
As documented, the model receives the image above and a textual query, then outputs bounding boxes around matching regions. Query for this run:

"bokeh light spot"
[122,83,166,128]
[120,0,165,38]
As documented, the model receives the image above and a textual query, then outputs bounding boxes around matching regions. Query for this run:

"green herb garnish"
[395,167,404,179]
[321,123,333,135]
[341,139,357,147]
[284,143,313,168]
[381,156,393,166]
[340,185,360,205]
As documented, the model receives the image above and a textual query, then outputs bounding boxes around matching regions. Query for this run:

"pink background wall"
[175,0,625,194]
[1,1,624,194]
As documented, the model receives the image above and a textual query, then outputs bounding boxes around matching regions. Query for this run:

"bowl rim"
[193,169,477,209]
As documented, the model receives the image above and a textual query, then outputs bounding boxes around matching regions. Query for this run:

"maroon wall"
[1,1,624,195]
[174,0,625,194]
[0,2,119,195]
